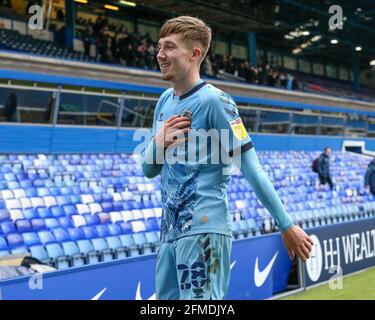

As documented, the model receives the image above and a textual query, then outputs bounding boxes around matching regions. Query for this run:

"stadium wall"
[1,124,375,153]
[0,232,292,300]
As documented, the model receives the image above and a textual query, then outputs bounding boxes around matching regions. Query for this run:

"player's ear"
[192,47,202,60]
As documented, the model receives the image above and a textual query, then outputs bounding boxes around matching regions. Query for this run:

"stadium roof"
[81,0,375,68]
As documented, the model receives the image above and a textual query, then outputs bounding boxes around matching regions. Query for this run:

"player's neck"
[172,73,201,97]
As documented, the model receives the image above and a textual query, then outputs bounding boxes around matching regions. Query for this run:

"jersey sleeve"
[208,91,253,156]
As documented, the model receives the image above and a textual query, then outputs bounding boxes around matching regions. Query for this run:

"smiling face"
[157,33,200,82]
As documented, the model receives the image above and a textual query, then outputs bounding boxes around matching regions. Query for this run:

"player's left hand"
[281,225,314,262]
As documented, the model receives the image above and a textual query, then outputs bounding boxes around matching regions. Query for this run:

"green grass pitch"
[280,267,375,300]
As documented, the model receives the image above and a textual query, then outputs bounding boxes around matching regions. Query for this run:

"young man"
[141,16,313,300]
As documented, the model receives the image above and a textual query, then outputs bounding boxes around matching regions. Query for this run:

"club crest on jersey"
[230,118,247,141]
[159,113,164,121]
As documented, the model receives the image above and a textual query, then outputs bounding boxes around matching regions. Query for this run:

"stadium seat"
[76,239,99,264]
[1,221,17,235]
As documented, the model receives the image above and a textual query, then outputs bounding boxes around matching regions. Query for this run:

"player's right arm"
[141,92,190,178]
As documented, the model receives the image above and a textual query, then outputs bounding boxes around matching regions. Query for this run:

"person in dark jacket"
[2,92,17,122]
[365,158,375,196]
[318,147,334,190]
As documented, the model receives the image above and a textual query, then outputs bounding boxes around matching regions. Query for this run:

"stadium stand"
[0,151,374,269]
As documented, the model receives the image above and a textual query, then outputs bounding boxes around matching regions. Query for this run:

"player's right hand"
[154,115,191,149]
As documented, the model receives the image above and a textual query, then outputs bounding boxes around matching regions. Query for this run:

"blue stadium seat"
[96,212,111,224]
[95,225,110,238]
[106,236,127,259]
[1,221,17,235]
[81,226,98,239]
[6,233,26,249]
[0,209,10,222]
[101,202,114,213]
[37,207,52,219]
[91,238,113,261]
[132,233,152,255]
[23,208,38,220]
[107,224,121,236]
[38,231,56,245]
[58,217,73,229]
[61,241,85,267]
[15,219,33,233]
[76,239,99,264]
[22,232,41,247]
[116,221,132,234]
[44,218,60,229]
[67,227,84,241]
[52,228,70,243]
[31,218,46,231]
[0,236,9,256]
[63,205,77,216]
[83,213,99,226]
[50,206,64,218]
[45,243,69,269]
[29,245,49,262]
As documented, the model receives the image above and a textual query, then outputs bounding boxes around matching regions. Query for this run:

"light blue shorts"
[156,233,232,300]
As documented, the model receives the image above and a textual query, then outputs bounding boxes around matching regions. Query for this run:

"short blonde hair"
[159,16,212,61]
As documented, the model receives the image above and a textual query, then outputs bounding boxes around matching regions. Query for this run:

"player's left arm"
[208,90,313,261]
[235,149,314,261]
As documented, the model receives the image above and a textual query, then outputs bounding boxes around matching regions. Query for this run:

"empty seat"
[36,207,52,219]
[95,225,110,238]
[6,233,26,249]
[43,196,57,208]
[45,218,60,229]
[101,202,113,213]
[23,208,38,220]
[38,231,56,245]
[0,236,9,256]
[120,210,134,222]
[5,199,21,211]
[96,212,111,224]
[106,236,127,259]
[81,226,98,239]
[16,219,33,233]
[109,211,123,223]
[81,194,95,204]
[91,238,113,261]
[61,241,85,267]
[1,190,14,200]
[31,218,46,231]
[9,209,24,221]
[76,239,99,264]
[67,228,84,241]
[76,204,90,215]
[52,228,70,243]
[50,206,64,218]
[30,197,45,208]
[20,198,32,209]
[0,209,10,223]
[58,216,73,229]
[13,189,26,199]
[88,203,102,214]
[71,215,86,228]
[22,232,41,247]
[1,221,17,235]
[63,205,77,216]
[131,220,146,233]
[45,243,69,269]
[29,245,49,262]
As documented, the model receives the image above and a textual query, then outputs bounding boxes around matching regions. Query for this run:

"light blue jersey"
[147,80,252,243]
